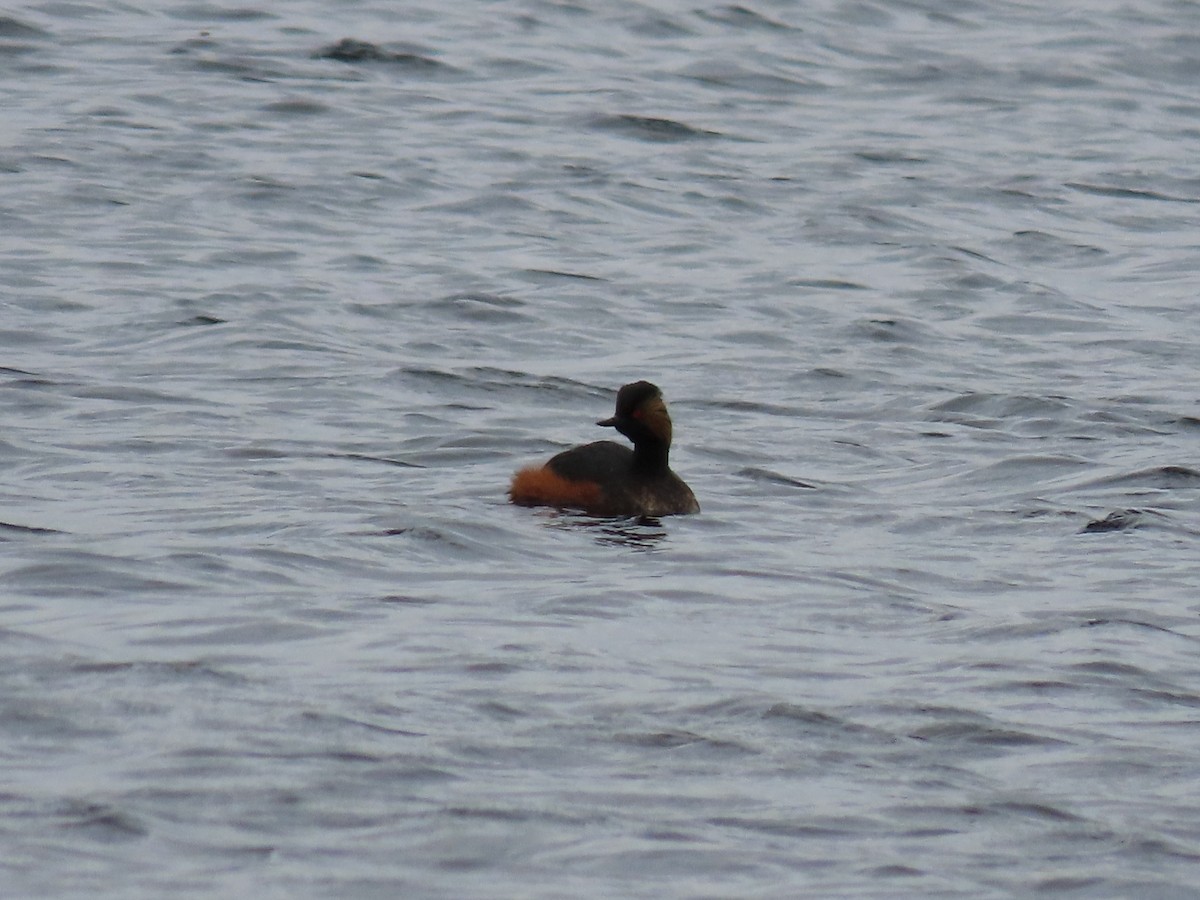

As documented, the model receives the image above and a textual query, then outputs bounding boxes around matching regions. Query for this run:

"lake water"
[3,1,1200,896]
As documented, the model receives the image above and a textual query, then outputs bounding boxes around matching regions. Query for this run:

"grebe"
[509,381,699,517]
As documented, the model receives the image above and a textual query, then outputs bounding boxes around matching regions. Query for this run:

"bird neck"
[632,439,670,473]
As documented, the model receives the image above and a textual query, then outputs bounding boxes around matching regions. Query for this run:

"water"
[3,1,1200,896]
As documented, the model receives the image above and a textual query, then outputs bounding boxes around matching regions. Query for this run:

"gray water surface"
[3,1,1200,897]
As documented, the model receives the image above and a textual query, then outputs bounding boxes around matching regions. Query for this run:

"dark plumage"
[509,381,699,517]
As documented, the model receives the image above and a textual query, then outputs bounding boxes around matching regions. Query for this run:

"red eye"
[632,409,643,420]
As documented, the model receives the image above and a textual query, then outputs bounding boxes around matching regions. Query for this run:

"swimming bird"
[509,381,699,517]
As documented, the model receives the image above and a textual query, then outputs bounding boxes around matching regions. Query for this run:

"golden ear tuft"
[638,395,672,442]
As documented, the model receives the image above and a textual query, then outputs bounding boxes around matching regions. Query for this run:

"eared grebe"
[509,381,699,517]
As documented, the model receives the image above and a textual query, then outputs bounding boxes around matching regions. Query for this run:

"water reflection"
[543,512,669,550]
